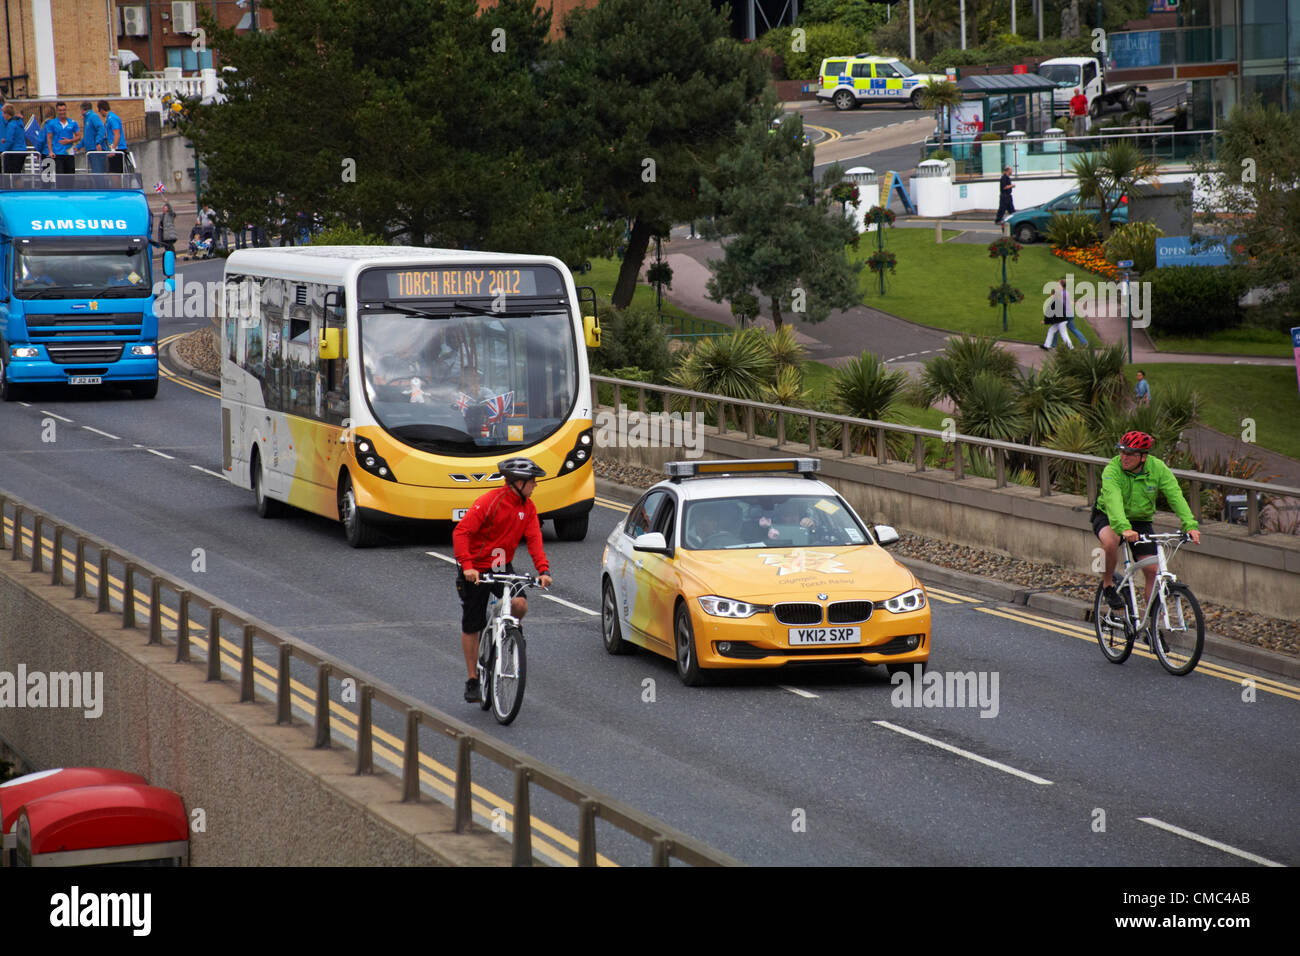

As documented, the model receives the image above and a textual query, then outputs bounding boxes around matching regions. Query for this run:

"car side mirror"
[874,524,899,546]
[632,531,670,555]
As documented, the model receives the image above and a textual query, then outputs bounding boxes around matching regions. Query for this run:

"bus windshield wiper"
[380,300,450,320]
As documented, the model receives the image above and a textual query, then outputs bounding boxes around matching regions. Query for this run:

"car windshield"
[13,238,151,298]
[682,494,871,550]
[1038,64,1081,88]
[890,60,915,76]
[360,308,576,456]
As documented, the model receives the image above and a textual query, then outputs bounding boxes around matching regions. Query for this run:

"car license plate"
[452,508,468,521]
[788,626,861,646]
[68,376,102,385]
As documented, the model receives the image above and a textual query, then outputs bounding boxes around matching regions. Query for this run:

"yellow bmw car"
[600,459,931,685]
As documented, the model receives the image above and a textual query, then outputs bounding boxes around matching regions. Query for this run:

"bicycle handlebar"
[1131,532,1194,543]
[477,572,548,589]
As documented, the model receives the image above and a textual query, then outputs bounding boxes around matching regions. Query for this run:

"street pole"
[1011,0,1016,36]
[1123,268,1132,362]
[909,0,916,61]
[960,0,967,50]
[1002,253,1009,332]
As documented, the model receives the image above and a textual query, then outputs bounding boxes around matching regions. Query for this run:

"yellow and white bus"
[219,247,599,546]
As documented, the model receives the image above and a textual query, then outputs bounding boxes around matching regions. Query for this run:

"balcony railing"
[119,68,220,106]
[1108,25,1237,69]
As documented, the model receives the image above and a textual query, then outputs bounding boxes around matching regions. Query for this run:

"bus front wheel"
[553,515,588,541]
[338,472,381,548]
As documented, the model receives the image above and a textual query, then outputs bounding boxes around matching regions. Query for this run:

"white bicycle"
[476,572,544,725]
[1093,532,1205,676]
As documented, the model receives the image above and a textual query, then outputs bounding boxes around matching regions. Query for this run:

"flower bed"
[1052,243,1122,280]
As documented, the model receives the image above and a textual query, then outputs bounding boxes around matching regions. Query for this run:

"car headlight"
[698,595,769,618]
[883,588,926,613]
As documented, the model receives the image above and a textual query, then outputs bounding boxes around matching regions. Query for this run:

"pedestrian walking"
[159,200,178,254]
[1058,276,1088,346]
[1040,282,1074,350]
[1070,88,1089,136]
[994,166,1015,225]
[43,101,79,175]
[1135,369,1150,405]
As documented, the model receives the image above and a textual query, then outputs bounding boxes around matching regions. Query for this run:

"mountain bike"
[1093,532,1205,676]
[476,572,544,725]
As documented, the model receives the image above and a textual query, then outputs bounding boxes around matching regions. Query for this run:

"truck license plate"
[68,376,102,385]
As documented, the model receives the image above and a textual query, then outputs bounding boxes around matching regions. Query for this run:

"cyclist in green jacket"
[1093,431,1200,609]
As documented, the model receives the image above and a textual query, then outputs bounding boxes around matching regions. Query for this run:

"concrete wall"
[132,132,199,194]
[0,561,512,866]
[596,419,1300,620]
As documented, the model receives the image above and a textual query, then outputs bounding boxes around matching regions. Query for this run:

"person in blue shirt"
[79,100,108,172]
[98,100,128,171]
[1135,370,1150,406]
[43,101,79,174]
[0,104,28,172]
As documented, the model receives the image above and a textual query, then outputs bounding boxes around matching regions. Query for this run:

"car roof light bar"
[664,458,821,482]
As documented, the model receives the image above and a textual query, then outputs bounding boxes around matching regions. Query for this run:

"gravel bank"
[594,458,1300,658]
[175,326,220,377]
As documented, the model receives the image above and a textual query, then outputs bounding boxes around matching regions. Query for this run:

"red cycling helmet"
[1118,430,1154,453]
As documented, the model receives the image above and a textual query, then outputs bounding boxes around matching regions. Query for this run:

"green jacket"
[1096,454,1199,534]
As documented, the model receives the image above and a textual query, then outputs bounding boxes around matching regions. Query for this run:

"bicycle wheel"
[491,624,527,725]
[1151,584,1204,676]
[477,631,492,711]
[1093,584,1134,664]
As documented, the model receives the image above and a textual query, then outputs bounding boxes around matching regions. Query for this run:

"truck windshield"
[1038,65,1082,88]
[13,238,151,299]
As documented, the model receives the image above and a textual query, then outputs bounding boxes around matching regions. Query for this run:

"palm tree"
[667,328,774,419]
[1071,141,1160,239]
[918,78,965,153]
[958,370,1028,444]
[766,325,807,376]
[1016,365,1085,446]
[920,335,1018,408]
[830,351,908,455]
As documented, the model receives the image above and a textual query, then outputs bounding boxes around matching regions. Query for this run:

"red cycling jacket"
[452,485,549,575]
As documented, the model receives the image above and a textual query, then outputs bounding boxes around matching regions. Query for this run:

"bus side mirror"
[583,313,601,348]
[320,327,342,360]
[162,249,175,278]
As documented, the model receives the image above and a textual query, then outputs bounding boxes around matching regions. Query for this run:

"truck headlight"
[10,346,39,358]
[130,344,157,356]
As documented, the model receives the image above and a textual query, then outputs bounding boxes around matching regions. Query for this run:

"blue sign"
[1156,235,1236,268]
[1110,31,1162,69]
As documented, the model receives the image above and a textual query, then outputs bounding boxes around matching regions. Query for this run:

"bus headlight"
[130,344,157,356]
[562,427,594,473]
[353,437,398,482]
[10,346,39,358]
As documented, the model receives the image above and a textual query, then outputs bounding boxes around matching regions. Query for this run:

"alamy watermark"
[594,405,704,458]
[1044,274,1150,328]
[890,664,1000,718]
[0,665,103,719]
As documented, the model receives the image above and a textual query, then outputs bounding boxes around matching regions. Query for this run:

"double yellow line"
[4,518,616,866]
[977,604,1300,700]
[158,332,220,398]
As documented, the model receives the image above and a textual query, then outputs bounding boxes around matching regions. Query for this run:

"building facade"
[0,0,120,99]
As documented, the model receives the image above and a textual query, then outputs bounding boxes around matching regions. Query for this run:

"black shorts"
[455,562,514,634]
[1091,509,1155,558]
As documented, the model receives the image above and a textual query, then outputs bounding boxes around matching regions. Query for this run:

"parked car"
[816,55,947,111]
[1007,189,1128,244]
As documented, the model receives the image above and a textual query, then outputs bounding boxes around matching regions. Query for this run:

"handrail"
[0,489,740,868]
[590,374,1300,536]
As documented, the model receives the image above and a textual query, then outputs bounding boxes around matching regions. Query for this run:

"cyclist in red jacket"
[452,457,552,703]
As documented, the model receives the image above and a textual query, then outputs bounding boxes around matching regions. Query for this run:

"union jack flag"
[453,391,474,413]
[483,390,514,425]
[154,181,166,193]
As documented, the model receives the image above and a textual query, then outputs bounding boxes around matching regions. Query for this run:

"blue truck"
[0,164,174,401]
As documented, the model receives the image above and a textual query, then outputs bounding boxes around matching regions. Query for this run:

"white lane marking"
[18,401,32,407]
[81,425,121,440]
[873,720,1053,786]
[1138,817,1284,867]
[190,465,225,479]
[145,448,175,460]
[425,551,458,565]
[543,594,599,616]
[778,685,820,699]
[40,410,73,422]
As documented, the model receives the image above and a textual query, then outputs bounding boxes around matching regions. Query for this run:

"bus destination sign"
[374,265,563,301]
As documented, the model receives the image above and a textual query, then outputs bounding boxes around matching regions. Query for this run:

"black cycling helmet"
[498,457,546,481]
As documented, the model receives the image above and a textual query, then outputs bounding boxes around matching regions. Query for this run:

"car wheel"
[910,89,923,109]
[601,578,635,656]
[674,601,708,686]
[554,515,588,541]
[338,471,381,547]
[1013,223,1037,244]
[1089,98,1102,119]
[833,90,856,111]
[252,448,285,518]
[1122,90,1138,111]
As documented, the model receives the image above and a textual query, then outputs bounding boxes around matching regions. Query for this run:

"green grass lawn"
[851,227,1102,346]
[582,257,729,336]
[1148,327,1295,358]
[1127,364,1300,462]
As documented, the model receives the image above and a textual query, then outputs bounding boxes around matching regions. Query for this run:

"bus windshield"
[360,309,576,455]
[13,238,152,298]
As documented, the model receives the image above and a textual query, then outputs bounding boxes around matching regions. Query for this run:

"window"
[165,47,214,71]
[823,60,847,76]
[875,62,902,78]
[626,492,667,539]
[1082,61,1098,86]
[852,62,873,78]
[652,496,677,545]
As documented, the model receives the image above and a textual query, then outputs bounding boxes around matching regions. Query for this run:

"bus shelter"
[955,73,1058,137]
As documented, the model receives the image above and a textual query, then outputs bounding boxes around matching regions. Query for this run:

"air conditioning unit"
[120,5,147,37]
[171,1,197,35]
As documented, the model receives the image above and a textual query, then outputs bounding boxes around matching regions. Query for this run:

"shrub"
[761,22,868,80]
[1146,266,1250,336]
[1045,212,1100,249]
[309,224,386,246]
[1103,221,1164,274]
[589,306,673,381]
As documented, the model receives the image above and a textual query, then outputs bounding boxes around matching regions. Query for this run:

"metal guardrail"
[591,375,1300,536]
[0,490,739,867]
[922,128,1217,178]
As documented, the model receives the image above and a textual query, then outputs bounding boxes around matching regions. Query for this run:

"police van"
[816,55,946,111]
